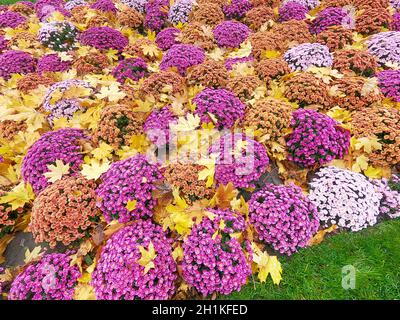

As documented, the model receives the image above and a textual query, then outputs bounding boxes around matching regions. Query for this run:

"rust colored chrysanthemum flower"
[352,107,400,167]
[251,0,280,6]
[256,58,291,84]
[354,0,389,10]
[271,20,313,51]
[0,120,27,140]
[9,32,38,49]
[284,72,332,108]
[243,98,294,143]
[9,3,34,15]
[249,31,281,60]
[331,77,383,111]
[94,105,145,148]
[30,175,101,248]
[356,8,392,35]
[189,3,224,27]
[16,73,55,93]
[323,0,353,6]
[117,7,143,28]
[177,22,216,50]
[187,59,228,87]
[73,52,110,76]
[245,6,275,30]
[316,26,353,52]
[140,70,186,99]
[163,163,215,203]
[87,14,112,28]
[124,38,160,62]
[227,75,261,101]
[333,49,378,77]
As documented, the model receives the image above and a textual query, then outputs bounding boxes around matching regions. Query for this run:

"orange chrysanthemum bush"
[140,70,186,99]
[249,31,281,59]
[331,77,383,111]
[284,72,332,108]
[117,7,143,28]
[355,8,392,35]
[256,58,291,84]
[227,75,262,101]
[354,0,389,10]
[177,22,216,50]
[163,163,215,203]
[73,52,110,76]
[187,59,228,87]
[245,5,275,30]
[16,73,55,93]
[189,3,224,26]
[316,26,354,52]
[243,98,294,144]
[270,20,313,51]
[0,120,27,141]
[30,175,101,248]
[352,107,400,167]
[94,104,145,148]
[333,49,378,77]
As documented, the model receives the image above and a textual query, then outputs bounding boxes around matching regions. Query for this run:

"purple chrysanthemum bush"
[9,253,81,300]
[213,21,251,48]
[91,220,177,300]
[160,44,205,75]
[182,208,252,296]
[112,58,148,83]
[143,105,178,147]
[249,184,319,256]
[0,50,36,80]
[371,175,400,219]
[285,109,351,168]
[193,88,245,130]
[79,26,128,51]
[96,155,162,223]
[377,70,400,102]
[210,133,270,188]
[309,167,382,232]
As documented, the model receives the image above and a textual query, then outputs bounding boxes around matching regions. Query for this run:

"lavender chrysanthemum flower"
[96,155,162,223]
[156,27,181,50]
[249,183,319,255]
[286,109,350,168]
[168,0,194,24]
[111,58,148,83]
[182,208,251,296]
[34,0,70,21]
[367,31,400,65]
[64,0,88,11]
[121,0,148,13]
[193,88,245,129]
[9,253,81,300]
[390,0,400,9]
[0,50,36,80]
[377,70,400,102]
[213,21,251,49]
[309,7,349,34]
[0,11,26,28]
[143,105,178,147]
[279,1,308,22]
[21,128,88,194]
[79,26,128,51]
[371,175,400,219]
[223,0,253,20]
[92,220,177,300]
[90,0,117,13]
[210,133,270,188]
[160,44,205,75]
[37,53,71,74]
[38,21,78,52]
[284,43,333,71]
[309,167,382,231]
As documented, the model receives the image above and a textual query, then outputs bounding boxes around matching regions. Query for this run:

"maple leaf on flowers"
[81,158,111,180]
[44,160,71,183]
[197,154,217,188]
[95,83,126,102]
[361,77,380,97]
[251,242,282,285]
[0,182,35,210]
[229,62,255,77]
[207,47,226,62]
[228,41,252,58]
[137,241,157,275]
[307,67,343,84]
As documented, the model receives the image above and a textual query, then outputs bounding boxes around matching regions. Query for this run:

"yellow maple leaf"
[251,243,282,285]
[142,43,161,58]
[261,50,281,59]
[81,159,110,180]
[172,246,183,261]
[207,47,225,61]
[364,166,383,179]
[74,283,96,300]
[95,83,126,102]
[170,113,201,132]
[137,241,157,274]
[24,246,43,264]
[165,189,193,235]
[308,225,337,246]
[327,106,351,123]
[0,182,35,210]
[43,160,70,183]
[354,136,382,154]
[126,199,137,211]
[209,183,238,209]
[352,155,369,173]
[91,142,113,160]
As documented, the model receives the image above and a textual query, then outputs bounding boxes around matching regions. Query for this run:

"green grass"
[225,219,400,300]
[0,0,34,4]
